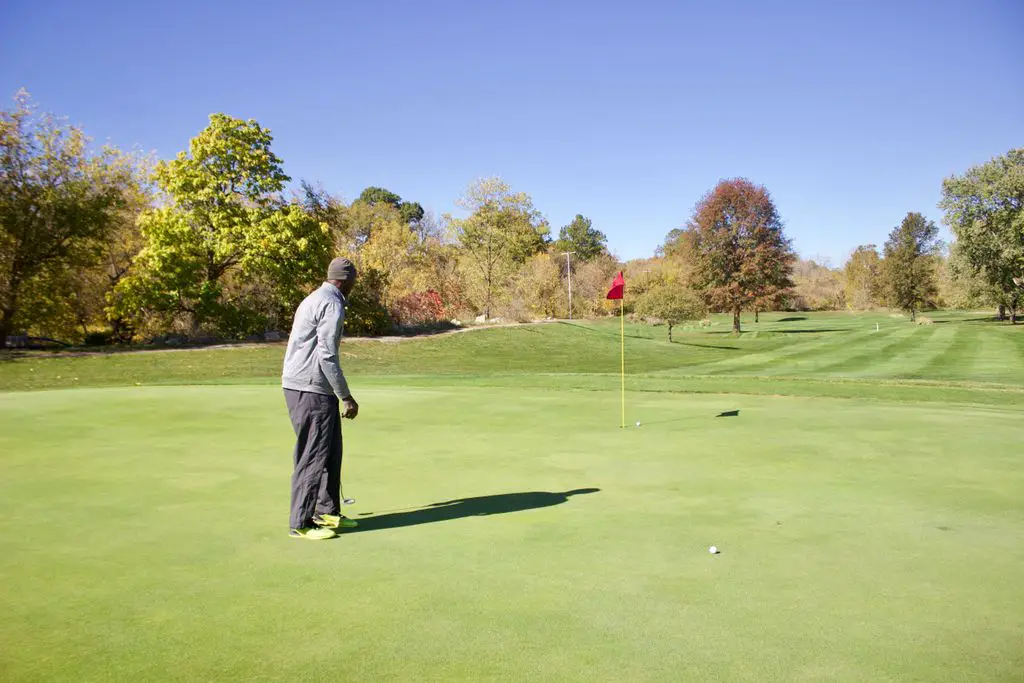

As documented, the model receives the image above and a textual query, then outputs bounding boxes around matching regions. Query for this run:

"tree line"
[2,91,1021,347]
[648,157,1022,329]
[0,93,618,346]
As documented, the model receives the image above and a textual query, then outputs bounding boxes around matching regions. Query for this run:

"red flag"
[606,271,625,300]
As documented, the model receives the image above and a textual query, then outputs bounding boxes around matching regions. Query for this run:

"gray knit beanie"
[327,257,357,282]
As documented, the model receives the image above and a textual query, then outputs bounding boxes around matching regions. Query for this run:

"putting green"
[1,384,1021,681]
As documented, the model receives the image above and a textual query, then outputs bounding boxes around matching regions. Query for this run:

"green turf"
[2,311,1023,391]
[1,312,1022,681]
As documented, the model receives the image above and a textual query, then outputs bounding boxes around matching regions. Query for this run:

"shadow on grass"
[351,488,599,533]
[561,322,746,349]
[676,341,742,351]
[776,317,808,322]
[559,322,652,341]
[773,328,848,334]
[706,328,849,336]
[959,316,1020,324]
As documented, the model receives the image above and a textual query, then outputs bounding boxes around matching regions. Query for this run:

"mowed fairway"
[1,313,1022,681]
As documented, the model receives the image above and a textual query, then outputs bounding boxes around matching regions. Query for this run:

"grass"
[1,311,1022,681]
[3,311,1022,404]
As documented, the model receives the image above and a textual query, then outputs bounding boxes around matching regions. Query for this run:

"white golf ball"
[636,421,641,427]
[709,545,719,554]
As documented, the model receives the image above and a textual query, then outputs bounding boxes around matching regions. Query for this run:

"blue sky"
[2,0,1021,264]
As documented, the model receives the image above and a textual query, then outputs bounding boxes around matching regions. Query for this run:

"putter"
[341,482,355,505]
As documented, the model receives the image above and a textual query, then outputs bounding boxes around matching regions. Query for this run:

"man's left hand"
[342,396,359,420]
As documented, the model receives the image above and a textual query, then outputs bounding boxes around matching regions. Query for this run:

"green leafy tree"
[356,202,419,307]
[31,166,153,344]
[446,177,549,319]
[683,178,795,333]
[554,214,607,261]
[358,186,402,208]
[357,186,424,227]
[634,282,707,342]
[661,228,687,259]
[0,90,139,346]
[934,250,984,310]
[939,148,1024,323]
[843,245,883,310]
[399,201,425,226]
[114,114,330,337]
[343,265,391,335]
[12,159,152,344]
[881,212,941,321]
[300,181,348,239]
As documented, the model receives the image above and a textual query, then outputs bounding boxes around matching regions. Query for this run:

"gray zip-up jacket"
[281,282,351,399]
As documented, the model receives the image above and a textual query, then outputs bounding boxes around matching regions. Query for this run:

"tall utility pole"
[562,251,576,320]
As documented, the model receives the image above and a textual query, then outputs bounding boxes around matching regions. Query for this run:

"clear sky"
[2,0,1021,264]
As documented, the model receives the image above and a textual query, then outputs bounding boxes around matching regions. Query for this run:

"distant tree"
[683,178,795,333]
[411,235,464,317]
[446,177,549,319]
[0,90,140,346]
[358,186,402,208]
[509,252,563,320]
[358,186,424,228]
[654,231,699,292]
[356,202,419,307]
[554,214,607,261]
[411,210,443,243]
[789,259,844,311]
[934,251,980,310]
[113,114,330,337]
[634,283,707,342]
[939,148,1024,323]
[571,253,621,318]
[300,181,347,232]
[13,158,152,344]
[843,245,883,310]
[751,250,798,320]
[399,201,425,226]
[343,265,391,335]
[661,228,688,259]
[624,257,672,300]
[881,212,941,321]
[81,169,152,342]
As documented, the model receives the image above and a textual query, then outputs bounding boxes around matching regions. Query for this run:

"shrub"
[392,290,445,326]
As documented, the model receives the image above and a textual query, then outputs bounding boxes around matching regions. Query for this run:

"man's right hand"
[342,396,359,420]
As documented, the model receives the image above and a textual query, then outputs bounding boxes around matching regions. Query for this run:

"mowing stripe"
[809,325,938,378]
[1002,326,1024,368]
[919,325,978,382]
[740,327,906,377]
[868,323,958,380]
[689,327,883,376]
[769,326,911,377]
[969,325,1024,385]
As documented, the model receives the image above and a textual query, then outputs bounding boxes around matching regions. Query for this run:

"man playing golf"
[282,257,360,540]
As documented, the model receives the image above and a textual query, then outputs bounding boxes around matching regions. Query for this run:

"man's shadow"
[350,488,599,533]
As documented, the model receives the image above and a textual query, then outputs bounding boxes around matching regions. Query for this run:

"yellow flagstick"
[620,297,625,428]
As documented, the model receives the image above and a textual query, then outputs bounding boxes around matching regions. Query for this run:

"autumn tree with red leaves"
[684,179,795,333]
